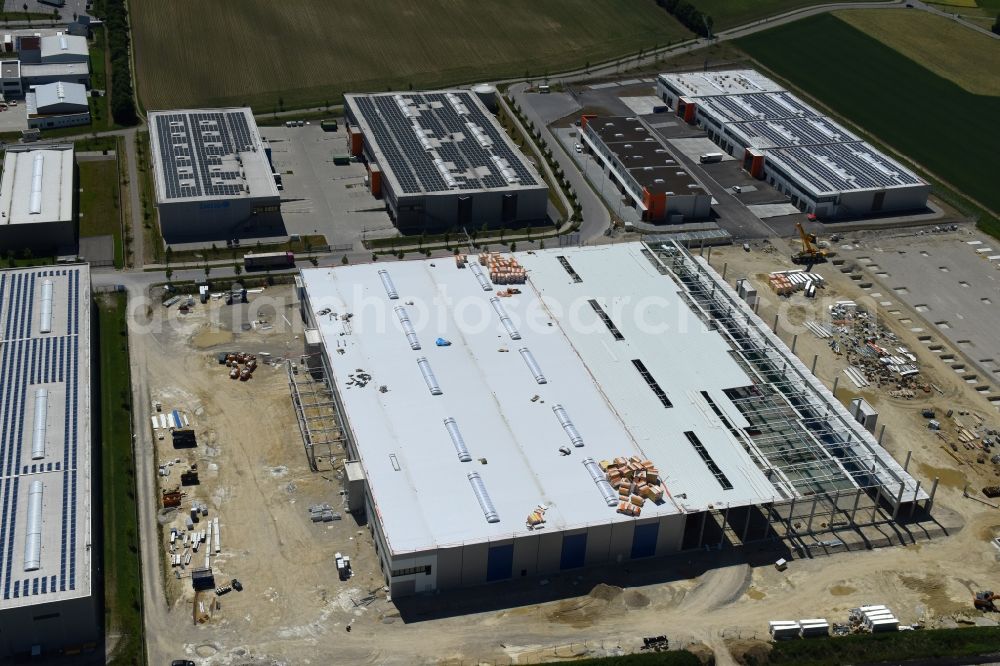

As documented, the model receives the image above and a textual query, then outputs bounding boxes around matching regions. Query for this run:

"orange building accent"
[643,188,667,222]
[368,163,382,197]
[348,127,363,157]
[580,114,597,129]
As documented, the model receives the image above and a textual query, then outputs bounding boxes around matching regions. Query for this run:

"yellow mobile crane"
[792,222,834,266]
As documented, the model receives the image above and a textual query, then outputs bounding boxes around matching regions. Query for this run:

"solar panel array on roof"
[770,143,921,194]
[153,110,258,200]
[349,91,539,195]
[0,267,85,604]
[732,117,859,150]
[700,92,819,124]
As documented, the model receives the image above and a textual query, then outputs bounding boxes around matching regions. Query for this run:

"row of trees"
[102,0,138,125]
[655,0,714,38]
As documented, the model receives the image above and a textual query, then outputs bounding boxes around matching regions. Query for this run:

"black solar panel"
[352,91,539,195]
[154,110,261,200]
[0,267,83,600]
[774,143,921,193]
[733,117,857,149]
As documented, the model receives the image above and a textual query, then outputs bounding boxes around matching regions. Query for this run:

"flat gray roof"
[659,70,784,98]
[20,62,89,78]
[148,108,279,204]
[0,145,74,226]
[0,265,92,608]
[345,90,544,197]
[302,244,798,554]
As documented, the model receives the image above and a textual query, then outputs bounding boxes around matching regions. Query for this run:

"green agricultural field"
[737,13,1000,218]
[690,0,871,30]
[836,9,1000,95]
[131,0,690,111]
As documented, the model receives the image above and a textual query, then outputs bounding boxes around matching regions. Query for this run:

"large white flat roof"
[0,265,92,608]
[302,244,786,555]
[0,145,74,226]
[659,70,784,98]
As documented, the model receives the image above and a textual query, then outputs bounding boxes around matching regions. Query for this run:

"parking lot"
[840,227,1000,397]
[260,124,397,249]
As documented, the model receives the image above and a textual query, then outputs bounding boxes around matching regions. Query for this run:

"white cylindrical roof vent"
[552,403,583,447]
[24,480,43,571]
[583,458,618,507]
[378,269,399,299]
[489,297,521,340]
[470,263,492,291]
[416,357,442,395]
[443,417,472,462]
[467,472,500,523]
[39,279,53,333]
[518,347,547,384]
[394,305,421,350]
[32,387,48,460]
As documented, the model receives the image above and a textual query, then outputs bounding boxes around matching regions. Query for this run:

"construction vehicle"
[791,222,834,266]
[974,590,999,611]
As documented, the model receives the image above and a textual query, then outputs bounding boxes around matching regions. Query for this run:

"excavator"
[791,222,835,266]
[974,590,999,611]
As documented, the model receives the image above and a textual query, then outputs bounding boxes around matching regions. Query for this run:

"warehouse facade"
[580,115,711,223]
[0,264,98,658]
[25,81,90,129]
[300,242,929,597]
[148,108,281,242]
[0,144,75,253]
[344,90,548,233]
[657,70,929,219]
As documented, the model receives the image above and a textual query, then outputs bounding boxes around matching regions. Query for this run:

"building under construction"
[298,243,930,597]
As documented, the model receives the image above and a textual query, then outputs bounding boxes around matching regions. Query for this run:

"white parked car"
[574,143,582,153]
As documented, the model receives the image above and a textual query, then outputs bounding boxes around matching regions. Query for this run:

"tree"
[309,256,318,266]
[341,255,349,265]
[204,264,211,279]
[539,239,545,250]
[372,253,378,261]
[165,267,173,282]
[278,96,285,111]
[509,241,516,252]
[233,263,243,276]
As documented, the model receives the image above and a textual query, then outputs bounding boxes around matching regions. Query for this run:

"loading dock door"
[486,544,514,582]
[560,533,587,570]
[631,522,659,559]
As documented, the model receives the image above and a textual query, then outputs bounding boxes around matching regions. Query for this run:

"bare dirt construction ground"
[132,255,1000,665]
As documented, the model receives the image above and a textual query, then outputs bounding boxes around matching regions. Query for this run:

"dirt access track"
[127,250,1000,665]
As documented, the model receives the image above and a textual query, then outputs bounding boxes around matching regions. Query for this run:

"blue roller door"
[486,544,514,582]
[631,522,659,559]
[560,533,587,570]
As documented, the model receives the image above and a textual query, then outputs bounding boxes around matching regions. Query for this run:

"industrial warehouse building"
[148,108,281,242]
[26,81,90,129]
[299,242,928,597]
[344,90,548,233]
[656,70,929,219]
[0,144,75,253]
[0,264,98,658]
[580,115,711,223]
